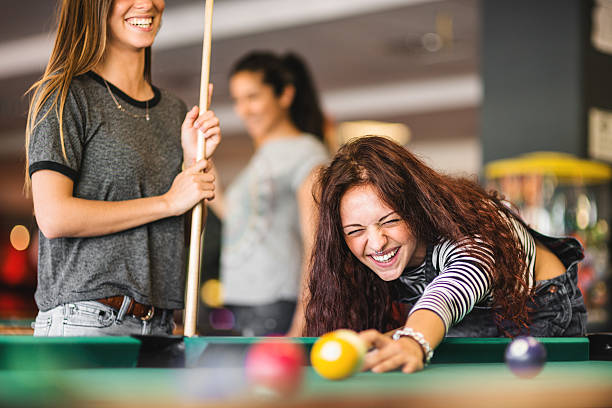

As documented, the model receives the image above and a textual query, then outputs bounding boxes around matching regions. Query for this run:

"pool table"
[0,335,610,407]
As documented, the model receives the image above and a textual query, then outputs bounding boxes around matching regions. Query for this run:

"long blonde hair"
[24,0,152,192]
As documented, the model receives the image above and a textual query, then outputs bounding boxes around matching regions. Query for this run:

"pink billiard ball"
[245,339,306,396]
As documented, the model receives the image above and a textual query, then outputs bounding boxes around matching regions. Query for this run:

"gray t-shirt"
[220,135,328,305]
[28,72,188,311]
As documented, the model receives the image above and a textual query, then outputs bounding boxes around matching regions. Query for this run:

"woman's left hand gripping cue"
[181,84,221,168]
[359,329,425,374]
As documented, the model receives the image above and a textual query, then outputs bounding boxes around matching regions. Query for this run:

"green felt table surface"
[1,362,611,407]
[0,336,609,407]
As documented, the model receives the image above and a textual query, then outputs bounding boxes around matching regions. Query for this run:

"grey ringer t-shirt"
[28,72,188,311]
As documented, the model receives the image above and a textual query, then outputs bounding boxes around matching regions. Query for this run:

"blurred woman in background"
[215,51,329,336]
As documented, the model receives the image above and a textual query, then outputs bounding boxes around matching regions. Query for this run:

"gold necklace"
[103,78,150,121]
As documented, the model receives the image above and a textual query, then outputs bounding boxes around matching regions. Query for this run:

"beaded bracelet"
[392,327,434,366]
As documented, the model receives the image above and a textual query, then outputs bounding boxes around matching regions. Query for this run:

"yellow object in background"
[200,279,224,308]
[485,151,612,330]
[485,152,612,182]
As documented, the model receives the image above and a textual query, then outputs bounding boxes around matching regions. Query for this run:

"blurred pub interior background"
[0,0,611,333]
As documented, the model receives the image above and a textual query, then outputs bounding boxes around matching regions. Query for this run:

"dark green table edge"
[191,336,590,364]
[0,335,594,370]
[0,336,141,369]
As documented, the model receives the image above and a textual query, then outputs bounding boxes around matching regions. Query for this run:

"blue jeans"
[447,230,587,337]
[32,299,175,337]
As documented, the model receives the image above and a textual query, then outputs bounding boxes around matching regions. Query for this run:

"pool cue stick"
[184,0,214,338]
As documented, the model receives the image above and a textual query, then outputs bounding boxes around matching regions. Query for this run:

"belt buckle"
[140,306,155,321]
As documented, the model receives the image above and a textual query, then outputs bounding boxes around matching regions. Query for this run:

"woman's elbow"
[35,211,72,239]
[31,171,77,239]
[37,219,64,239]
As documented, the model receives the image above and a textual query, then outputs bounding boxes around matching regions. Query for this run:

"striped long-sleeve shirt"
[398,216,536,332]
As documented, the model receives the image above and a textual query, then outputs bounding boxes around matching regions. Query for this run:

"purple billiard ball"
[504,336,547,378]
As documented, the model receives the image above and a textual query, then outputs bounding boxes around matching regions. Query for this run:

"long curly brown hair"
[304,136,531,337]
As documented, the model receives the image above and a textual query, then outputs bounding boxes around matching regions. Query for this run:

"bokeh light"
[1,246,28,286]
[200,279,224,308]
[576,194,591,230]
[421,32,442,52]
[9,225,30,251]
[209,308,235,331]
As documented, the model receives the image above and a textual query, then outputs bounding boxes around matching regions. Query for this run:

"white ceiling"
[0,0,479,144]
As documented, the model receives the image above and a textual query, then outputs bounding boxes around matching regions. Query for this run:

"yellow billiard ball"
[310,329,366,380]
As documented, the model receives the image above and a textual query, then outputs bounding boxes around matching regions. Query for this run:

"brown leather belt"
[96,296,155,321]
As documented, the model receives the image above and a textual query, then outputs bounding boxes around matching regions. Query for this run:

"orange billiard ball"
[310,329,366,380]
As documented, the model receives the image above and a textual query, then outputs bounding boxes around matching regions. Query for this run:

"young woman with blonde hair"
[26,0,221,336]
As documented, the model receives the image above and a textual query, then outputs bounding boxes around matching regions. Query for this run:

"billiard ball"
[310,329,367,380]
[504,336,547,378]
[244,339,305,396]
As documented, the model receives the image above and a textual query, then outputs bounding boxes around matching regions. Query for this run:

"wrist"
[159,193,176,217]
[182,157,196,170]
[392,327,434,366]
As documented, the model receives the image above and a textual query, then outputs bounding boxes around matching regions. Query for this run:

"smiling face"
[229,70,293,141]
[340,184,426,281]
[107,0,165,51]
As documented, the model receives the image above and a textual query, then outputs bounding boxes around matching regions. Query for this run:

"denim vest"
[397,229,587,337]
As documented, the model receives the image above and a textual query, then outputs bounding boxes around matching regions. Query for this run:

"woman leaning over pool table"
[303,136,587,373]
